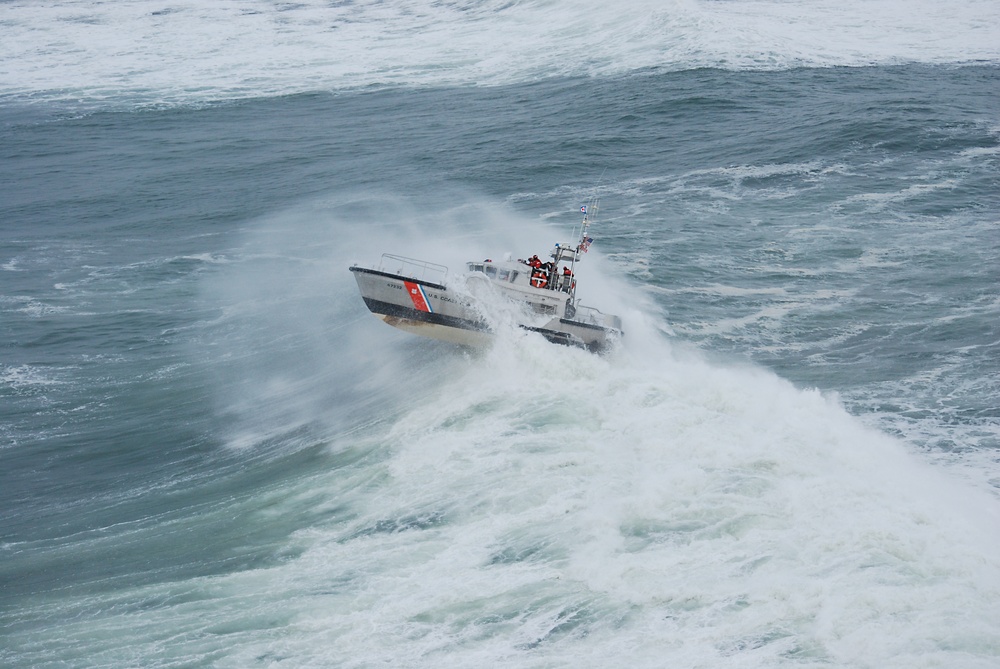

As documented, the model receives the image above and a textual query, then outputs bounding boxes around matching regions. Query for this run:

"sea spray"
[195,199,1000,663]
[187,314,1000,667]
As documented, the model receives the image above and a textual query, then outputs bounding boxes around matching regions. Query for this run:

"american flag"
[580,236,593,252]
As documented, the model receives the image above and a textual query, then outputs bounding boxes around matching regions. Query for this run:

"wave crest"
[2,0,998,107]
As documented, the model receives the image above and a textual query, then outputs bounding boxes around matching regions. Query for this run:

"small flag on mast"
[580,205,587,214]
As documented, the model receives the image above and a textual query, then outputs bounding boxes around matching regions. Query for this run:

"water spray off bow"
[348,201,622,353]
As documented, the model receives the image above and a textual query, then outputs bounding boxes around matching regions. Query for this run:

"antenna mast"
[566,196,598,287]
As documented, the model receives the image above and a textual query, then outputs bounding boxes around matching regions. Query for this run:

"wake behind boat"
[349,202,623,352]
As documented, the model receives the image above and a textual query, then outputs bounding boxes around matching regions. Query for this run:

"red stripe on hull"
[403,280,432,312]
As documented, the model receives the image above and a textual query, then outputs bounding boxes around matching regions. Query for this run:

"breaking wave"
[2,0,999,107]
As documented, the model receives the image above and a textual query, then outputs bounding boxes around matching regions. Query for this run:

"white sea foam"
[301,326,997,663]
[16,303,1000,666]
[1,0,997,106]
[841,180,962,210]
[1,364,69,389]
[228,197,998,663]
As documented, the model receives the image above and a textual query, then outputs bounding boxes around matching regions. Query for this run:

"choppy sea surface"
[2,1,999,666]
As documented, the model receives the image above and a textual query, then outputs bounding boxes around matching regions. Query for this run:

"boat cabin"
[465,262,520,284]
[467,244,579,295]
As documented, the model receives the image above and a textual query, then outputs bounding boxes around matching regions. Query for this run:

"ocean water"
[2,1,1000,667]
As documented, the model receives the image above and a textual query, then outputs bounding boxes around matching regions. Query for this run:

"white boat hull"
[349,264,621,352]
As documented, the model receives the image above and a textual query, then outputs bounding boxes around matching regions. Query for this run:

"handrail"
[378,253,449,282]
[573,303,622,330]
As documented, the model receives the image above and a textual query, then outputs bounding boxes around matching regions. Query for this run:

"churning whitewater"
[3,0,1000,105]
[2,1,999,667]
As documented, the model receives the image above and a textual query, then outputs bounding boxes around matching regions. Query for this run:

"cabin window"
[485,266,497,278]
[498,269,510,281]
[509,271,518,282]
[467,263,484,273]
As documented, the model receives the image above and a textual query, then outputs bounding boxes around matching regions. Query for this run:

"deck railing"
[575,303,623,330]
[378,254,449,283]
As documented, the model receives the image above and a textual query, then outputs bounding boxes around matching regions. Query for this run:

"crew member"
[561,266,574,292]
